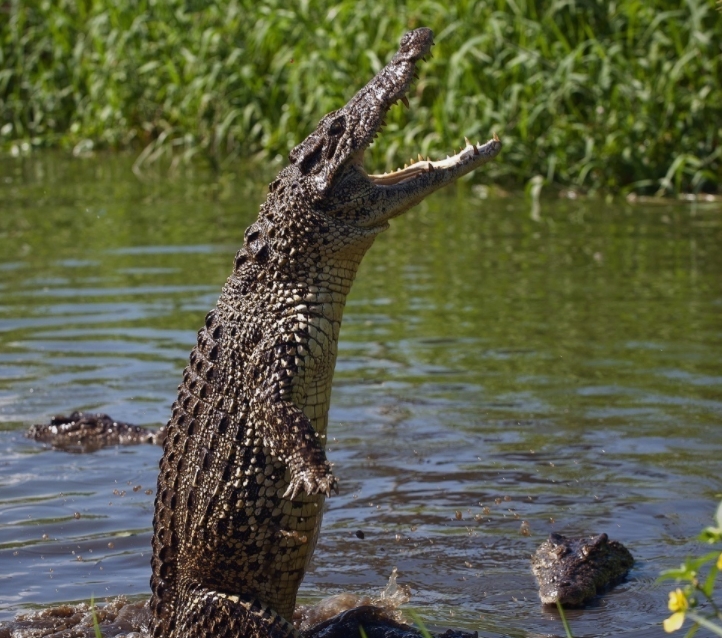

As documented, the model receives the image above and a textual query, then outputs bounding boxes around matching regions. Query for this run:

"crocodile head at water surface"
[531,532,634,607]
[26,27,501,638]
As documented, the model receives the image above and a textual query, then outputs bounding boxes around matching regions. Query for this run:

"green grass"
[90,596,103,638]
[1,0,721,194]
[556,601,575,638]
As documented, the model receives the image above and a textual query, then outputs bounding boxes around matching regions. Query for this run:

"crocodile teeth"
[367,137,499,185]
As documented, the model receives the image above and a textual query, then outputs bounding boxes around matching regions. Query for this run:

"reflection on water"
[1,154,721,637]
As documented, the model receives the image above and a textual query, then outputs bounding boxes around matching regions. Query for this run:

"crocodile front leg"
[255,390,337,501]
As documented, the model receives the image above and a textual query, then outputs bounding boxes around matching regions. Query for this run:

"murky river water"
[0,154,720,637]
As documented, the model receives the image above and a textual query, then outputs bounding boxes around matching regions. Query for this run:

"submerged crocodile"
[28,27,501,638]
[531,532,634,606]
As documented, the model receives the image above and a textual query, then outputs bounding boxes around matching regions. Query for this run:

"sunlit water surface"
[0,155,721,637]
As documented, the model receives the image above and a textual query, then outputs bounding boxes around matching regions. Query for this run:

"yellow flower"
[663,612,685,633]
[668,588,689,613]
[663,589,689,633]
[717,552,722,570]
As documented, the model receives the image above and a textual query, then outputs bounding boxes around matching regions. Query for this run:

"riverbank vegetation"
[2,0,721,194]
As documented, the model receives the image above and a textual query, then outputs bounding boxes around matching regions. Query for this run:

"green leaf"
[691,552,722,571]
[686,612,722,638]
[89,596,103,638]
[138,60,161,74]
[406,610,435,638]
[701,561,719,598]
[556,601,575,638]
[699,502,722,543]
[658,567,696,583]
[699,528,722,544]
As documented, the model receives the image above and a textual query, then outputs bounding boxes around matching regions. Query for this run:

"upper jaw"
[339,27,436,162]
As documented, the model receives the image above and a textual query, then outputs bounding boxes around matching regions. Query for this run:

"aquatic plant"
[556,601,575,638]
[659,501,722,636]
[90,596,103,638]
[1,0,720,193]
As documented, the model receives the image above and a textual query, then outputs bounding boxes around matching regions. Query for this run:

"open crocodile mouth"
[353,43,501,189]
[328,27,501,204]
[366,134,501,186]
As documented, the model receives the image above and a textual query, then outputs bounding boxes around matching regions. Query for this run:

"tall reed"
[1,0,720,193]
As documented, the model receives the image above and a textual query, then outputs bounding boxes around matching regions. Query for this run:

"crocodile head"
[276,27,502,230]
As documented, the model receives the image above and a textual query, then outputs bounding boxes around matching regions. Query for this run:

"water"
[1,154,721,637]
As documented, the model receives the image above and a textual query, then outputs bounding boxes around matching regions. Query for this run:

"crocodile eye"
[328,116,346,136]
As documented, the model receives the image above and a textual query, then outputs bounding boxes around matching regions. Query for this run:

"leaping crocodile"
[28,27,501,637]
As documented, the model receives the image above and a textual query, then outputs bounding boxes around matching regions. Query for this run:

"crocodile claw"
[283,471,338,501]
